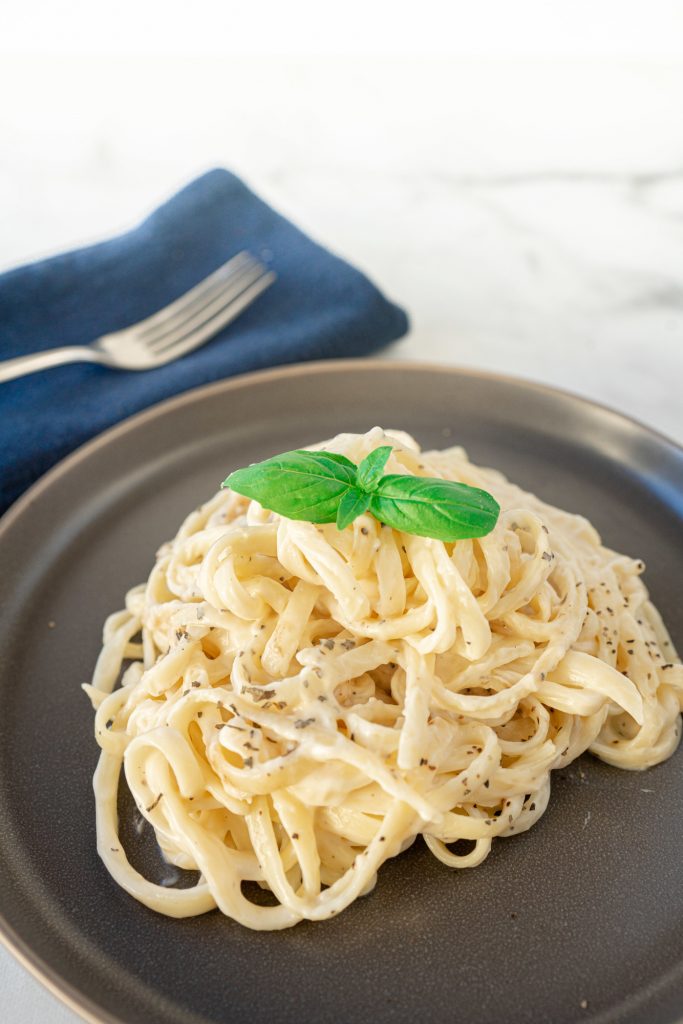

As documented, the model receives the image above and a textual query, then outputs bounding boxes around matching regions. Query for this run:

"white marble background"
[2,3,683,1020]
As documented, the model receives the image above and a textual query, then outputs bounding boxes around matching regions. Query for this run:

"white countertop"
[1,46,682,1024]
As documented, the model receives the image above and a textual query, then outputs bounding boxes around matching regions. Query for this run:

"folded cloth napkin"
[0,168,408,514]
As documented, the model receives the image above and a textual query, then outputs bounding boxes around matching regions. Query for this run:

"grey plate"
[1,360,683,1024]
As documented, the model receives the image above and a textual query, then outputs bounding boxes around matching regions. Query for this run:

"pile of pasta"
[85,428,683,929]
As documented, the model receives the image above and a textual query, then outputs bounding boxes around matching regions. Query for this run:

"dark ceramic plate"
[1,361,683,1024]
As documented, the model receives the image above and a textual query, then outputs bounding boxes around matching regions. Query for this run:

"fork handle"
[0,345,103,383]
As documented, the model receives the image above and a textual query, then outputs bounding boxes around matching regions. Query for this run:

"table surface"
[1,49,682,1024]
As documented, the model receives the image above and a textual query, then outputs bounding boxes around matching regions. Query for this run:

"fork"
[0,251,275,383]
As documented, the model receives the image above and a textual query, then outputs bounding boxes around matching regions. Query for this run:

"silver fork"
[0,251,275,383]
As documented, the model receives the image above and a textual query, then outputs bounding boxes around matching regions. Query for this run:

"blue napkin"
[0,169,408,514]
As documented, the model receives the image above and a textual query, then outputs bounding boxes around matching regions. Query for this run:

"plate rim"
[1,356,683,1024]
[3,358,683,540]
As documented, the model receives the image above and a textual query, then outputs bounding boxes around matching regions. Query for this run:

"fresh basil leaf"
[222,447,500,541]
[369,474,500,541]
[223,450,357,523]
[356,446,393,492]
[336,488,371,530]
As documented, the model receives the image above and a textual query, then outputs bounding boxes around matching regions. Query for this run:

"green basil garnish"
[224,450,356,524]
[355,445,392,491]
[222,447,500,541]
[369,474,499,540]
[336,488,371,531]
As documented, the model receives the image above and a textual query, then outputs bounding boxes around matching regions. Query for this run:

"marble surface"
[2,56,682,446]
[1,51,682,1024]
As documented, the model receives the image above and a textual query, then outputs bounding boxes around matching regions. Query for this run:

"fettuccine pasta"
[85,428,683,929]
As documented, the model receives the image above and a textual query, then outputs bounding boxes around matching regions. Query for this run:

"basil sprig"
[222,446,499,541]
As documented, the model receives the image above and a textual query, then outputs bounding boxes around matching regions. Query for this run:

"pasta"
[84,428,683,930]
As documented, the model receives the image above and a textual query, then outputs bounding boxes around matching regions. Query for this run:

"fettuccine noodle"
[85,428,683,929]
